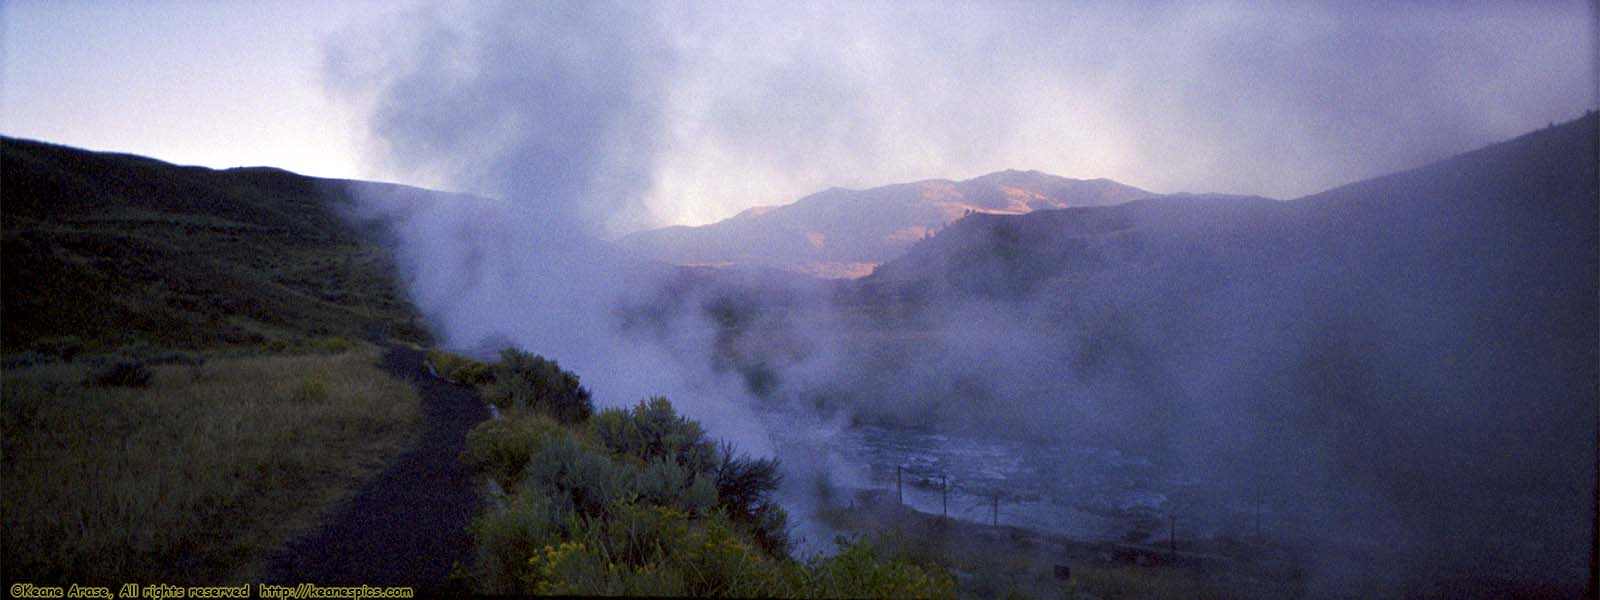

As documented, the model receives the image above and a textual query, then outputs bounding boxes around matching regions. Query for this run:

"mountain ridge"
[621,170,1152,278]
[866,112,1598,294]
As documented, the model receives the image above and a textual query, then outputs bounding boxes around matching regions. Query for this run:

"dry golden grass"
[1,346,419,584]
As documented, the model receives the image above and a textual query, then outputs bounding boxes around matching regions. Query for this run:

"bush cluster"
[2,351,52,370]
[521,430,637,518]
[459,390,955,598]
[713,441,790,556]
[145,350,205,366]
[802,536,960,599]
[462,415,566,489]
[258,336,357,355]
[31,336,84,362]
[426,349,493,385]
[88,356,153,387]
[485,349,592,423]
[310,336,358,355]
[4,336,87,369]
[592,396,717,472]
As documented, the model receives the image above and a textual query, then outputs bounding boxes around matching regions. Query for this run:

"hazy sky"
[1,1,411,180]
[4,1,1595,234]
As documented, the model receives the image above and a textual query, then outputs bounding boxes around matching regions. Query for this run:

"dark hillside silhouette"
[0,137,450,350]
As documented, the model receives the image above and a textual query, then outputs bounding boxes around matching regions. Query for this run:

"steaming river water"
[765,412,1248,546]
[841,425,1167,538]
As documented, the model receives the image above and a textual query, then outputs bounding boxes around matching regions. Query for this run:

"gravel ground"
[266,345,489,593]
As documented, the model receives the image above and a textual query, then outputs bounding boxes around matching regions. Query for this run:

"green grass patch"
[1,345,420,584]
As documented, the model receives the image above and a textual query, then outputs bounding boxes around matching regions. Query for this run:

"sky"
[1,1,410,180]
[3,1,1596,236]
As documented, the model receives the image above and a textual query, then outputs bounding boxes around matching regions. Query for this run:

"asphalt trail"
[267,346,489,593]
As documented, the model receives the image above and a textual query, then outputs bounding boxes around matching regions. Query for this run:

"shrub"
[30,336,83,362]
[521,432,637,518]
[455,363,492,385]
[145,350,205,366]
[594,560,688,596]
[604,503,690,568]
[485,503,693,596]
[683,475,720,516]
[635,457,690,507]
[713,441,791,556]
[462,414,566,488]
[311,337,357,354]
[805,537,959,600]
[88,356,153,387]
[427,348,494,385]
[2,351,52,370]
[487,349,592,424]
[752,502,793,558]
[634,457,719,515]
[713,442,782,518]
[259,337,358,355]
[469,494,565,594]
[525,539,611,595]
[592,397,717,473]
[591,408,633,454]
[672,511,785,597]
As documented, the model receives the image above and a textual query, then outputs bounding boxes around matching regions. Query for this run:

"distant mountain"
[864,114,1597,308]
[861,192,1287,297]
[835,113,1597,591]
[620,170,1150,278]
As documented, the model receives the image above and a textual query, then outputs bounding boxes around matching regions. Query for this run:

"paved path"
[267,346,489,593]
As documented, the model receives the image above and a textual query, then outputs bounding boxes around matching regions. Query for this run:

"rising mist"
[322,2,1598,596]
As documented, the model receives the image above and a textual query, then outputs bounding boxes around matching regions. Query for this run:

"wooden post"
[992,493,999,526]
[1587,422,1598,600]
[896,465,903,505]
[1169,515,1176,556]
[941,474,948,518]
[1255,488,1262,540]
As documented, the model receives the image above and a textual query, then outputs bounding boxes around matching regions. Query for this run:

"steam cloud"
[326,1,1596,233]
[322,0,1596,591]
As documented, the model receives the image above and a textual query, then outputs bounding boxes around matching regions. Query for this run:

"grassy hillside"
[1,138,443,585]
[1,136,432,352]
